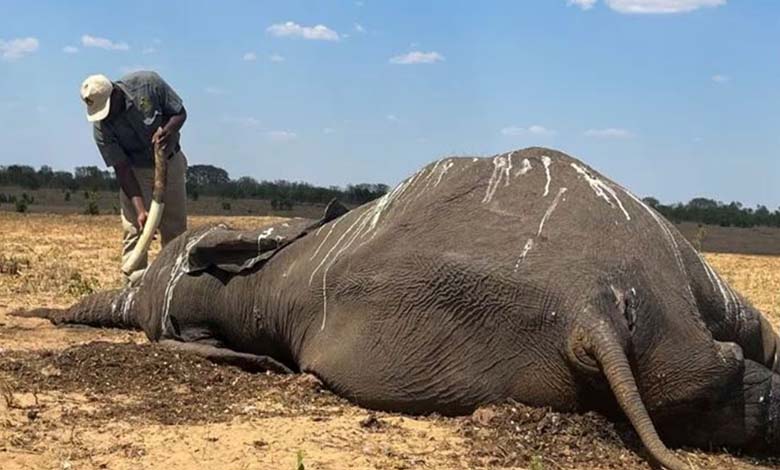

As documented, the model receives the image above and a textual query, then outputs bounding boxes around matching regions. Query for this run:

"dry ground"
[0,212,778,470]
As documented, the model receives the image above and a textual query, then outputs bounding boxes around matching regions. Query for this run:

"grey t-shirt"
[93,71,184,168]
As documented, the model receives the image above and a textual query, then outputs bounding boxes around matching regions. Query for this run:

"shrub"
[15,199,28,213]
[66,272,99,297]
[221,201,232,211]
[84,191,100,215]
[64,191,71,202]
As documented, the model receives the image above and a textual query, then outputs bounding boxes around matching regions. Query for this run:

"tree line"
[0,164,389,208]
[642,197,780,229]
[1,164,778,227]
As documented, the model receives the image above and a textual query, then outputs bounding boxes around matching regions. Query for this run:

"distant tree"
[642,197,660,208]
[187,165,230,187]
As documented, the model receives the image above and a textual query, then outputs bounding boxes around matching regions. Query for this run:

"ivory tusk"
[121,144,169,276]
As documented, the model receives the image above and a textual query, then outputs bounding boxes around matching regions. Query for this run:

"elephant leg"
[158,340,293,374]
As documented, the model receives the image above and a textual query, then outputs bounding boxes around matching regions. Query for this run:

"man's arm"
[114,161,148,229]
[93,124,149,229]
[150,72,187,155]
[152,106,186,154]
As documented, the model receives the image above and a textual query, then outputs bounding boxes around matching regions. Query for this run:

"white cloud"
[323,128,336,135]
[63,45,79,54]
[266,22,340,41]
[584,128,634,138]
[82,34,129,51]
[142,47,157,55]
[711,74,730,83]
[501,125,556,137]
[605,0,725,14]
[568,0,598,10]
[269,53,285,63]
[266,130,298,142]
[223,116,262,128]
[243,52,257,61]
[389,51,445,65]
[386,114,399,122]
[0,37,39,61]
[205,86,228,95]
[356,1,365,6]
[354,23,366,33]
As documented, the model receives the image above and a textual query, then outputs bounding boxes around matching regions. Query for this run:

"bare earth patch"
[1,212,779,469]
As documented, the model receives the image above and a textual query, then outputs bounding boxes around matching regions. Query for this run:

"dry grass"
[704,253,780,328]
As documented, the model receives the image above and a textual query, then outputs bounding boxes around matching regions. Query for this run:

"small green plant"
[693,224,708,252]
[15,199,28,213]
[64,191,71,202]
[20,193,34,205]
[529,455,545,470]
[221,201,232,211]
[84,191,100,215]
[190,189,199,201]
[66,272,99,297]
[0,255,30,275]
[295,450,305,470]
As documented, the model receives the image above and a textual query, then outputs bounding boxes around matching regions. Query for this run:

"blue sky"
[1,0,778,207]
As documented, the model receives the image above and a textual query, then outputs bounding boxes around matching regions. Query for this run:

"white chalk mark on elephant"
[366,174,415,234]
[309,209,372,287]
[257,227,274,251]
[621,190,696,298]
[434,160,455,187]
[483,153,514,204]
[541,155,552,197]
[571,163,631,221]
[121,288,137,324]
[513,187,567,270]
[310,216,345,262]
[514,238,535,270]
[538,187,567,236]
[514,158,533,177]
[315,209,374,329]
[398,167,429,214]
[161,225,225,336]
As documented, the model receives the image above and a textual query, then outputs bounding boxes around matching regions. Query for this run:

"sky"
[0,0,778,207]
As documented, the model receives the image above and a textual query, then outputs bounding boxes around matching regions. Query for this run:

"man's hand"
[152,126,171,152]
[131,195,148,230]
[136,209,149,230]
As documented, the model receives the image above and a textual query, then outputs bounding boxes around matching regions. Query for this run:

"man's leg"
[119,166,155,283]
[158,150,188,247]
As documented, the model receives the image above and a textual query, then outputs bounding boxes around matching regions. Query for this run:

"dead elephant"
[16,147,780,470]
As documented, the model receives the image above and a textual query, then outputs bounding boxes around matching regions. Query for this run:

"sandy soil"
[1,212,779,470]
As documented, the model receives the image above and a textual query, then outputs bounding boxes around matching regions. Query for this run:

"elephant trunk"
[588,324,689,470]
[11,288,141,330]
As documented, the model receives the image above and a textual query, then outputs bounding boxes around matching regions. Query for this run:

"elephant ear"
[186,199,350,274]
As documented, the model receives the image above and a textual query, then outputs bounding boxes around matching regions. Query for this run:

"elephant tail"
[587,323,689,470]
[10,288,141,330]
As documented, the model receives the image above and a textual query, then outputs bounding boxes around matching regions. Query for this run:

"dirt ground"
[1,212,779,470]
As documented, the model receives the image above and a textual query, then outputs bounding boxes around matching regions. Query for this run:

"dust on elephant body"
[16,147,780,470]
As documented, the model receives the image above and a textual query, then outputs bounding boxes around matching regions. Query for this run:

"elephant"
[14,147,780,470]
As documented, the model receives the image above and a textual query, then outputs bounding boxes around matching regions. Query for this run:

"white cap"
[80,74,113,122]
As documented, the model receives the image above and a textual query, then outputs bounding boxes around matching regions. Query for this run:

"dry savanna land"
[1,212,779,470]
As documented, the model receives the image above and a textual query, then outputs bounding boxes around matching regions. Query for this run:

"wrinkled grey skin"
[16,148,780,470]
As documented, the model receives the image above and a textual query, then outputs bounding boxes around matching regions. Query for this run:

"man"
[80,71,188,282]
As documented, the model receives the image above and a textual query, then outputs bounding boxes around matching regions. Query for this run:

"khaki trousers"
[120,150,188,281]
